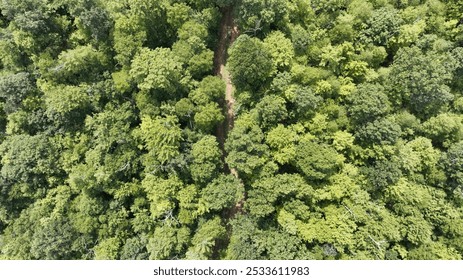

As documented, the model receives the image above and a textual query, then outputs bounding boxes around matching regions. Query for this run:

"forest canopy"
[1,0,463,260]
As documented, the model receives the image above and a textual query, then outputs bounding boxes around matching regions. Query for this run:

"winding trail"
[213,7,240,180]
[213,6,245,226]
[211,6,242,258]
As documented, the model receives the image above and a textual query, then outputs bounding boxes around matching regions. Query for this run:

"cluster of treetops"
[1,0,463,260]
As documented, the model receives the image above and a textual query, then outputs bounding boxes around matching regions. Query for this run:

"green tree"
[77,102,140,191]
[360,7,403,47]
[185,217,226,259]
[120,236,149,260]
[225,113,270,180]
[30,216,79,259]
[294,138,344,181]
[266,124,298,165]
[172,20,214,79]
[189,76,225,106]
[289,24,311,55]
[0,72,37,114]
[0,133,58,189]
[41,45,109,84]
[422,113,463,148]
[0,30,27,70]
[194,102,224,133]
[0,185,80,259]
[398,137,441,182]
[246,173,313,218]
[1,0,68,55]
[113,15,147,67]
[130,47,187,97]
[384,178,463,256]
[236,0,287,34]
[292,86,323,119]
[199,174,244,213]
[138,115,183,165]
[228,35,273,91]
[387,46,456,117]
[147,225,190,260]
[347,83,391,125]
[407,243,461,260]
[93,237,121,260]
[226,215,311,260]
[253,95,288,130]
[166,3,192,31]
[142,174,183,220]
[75,5,113,43]
[225,215,263,259]
[68,193,103,237]
[319,42,355,75]
[443,141,463,192]
[363,159,402,192]
[190,135,223,185]
[42,83,91,122]
[263,31,294,72]
[176,184,200,225]
[355,117,402,146]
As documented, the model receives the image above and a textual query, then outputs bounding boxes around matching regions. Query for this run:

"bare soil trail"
[211,7,244,258]
[213,7,240,179]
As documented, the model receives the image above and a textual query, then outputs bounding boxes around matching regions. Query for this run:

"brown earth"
[211,6,243,258]
[213,6,240,180]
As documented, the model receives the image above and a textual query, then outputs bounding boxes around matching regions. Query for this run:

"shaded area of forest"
[1,0,463,260]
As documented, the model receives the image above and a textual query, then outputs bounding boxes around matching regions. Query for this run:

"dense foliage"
[1,0,463,260]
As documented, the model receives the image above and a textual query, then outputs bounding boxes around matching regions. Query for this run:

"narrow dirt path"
[214,7,239,179]
[211,6,242,259]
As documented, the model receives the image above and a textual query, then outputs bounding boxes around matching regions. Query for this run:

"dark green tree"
[387,46,456,117]
[347,83,391,125]
[228,35,273,91]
